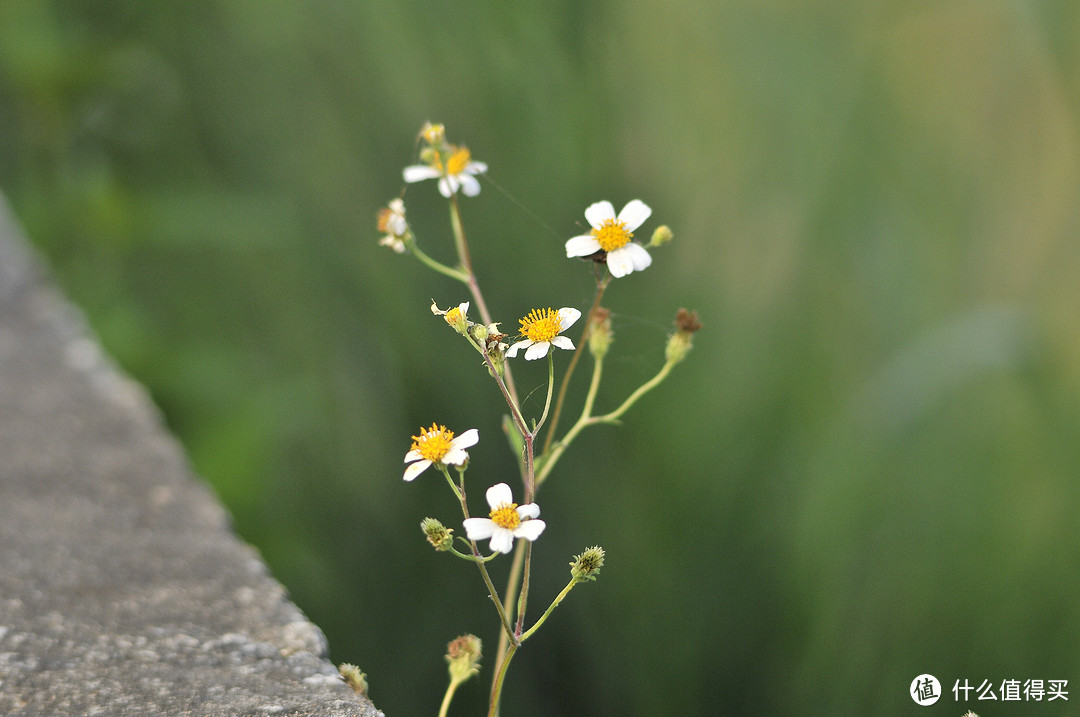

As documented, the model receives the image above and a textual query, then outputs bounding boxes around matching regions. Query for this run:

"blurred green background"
[3,1,1080,715]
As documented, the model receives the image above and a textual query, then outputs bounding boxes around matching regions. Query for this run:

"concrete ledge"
[0,195,380,717]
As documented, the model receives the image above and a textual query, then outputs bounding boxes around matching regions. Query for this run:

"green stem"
[442,468,464,506]
[406,237,470,283]
[532,351,556,435]
[536,351,605,488]
[448,195,521,409]
[441,468,516,641]
[593,358,675,424]
[537,356,675,489]
[519,579,577,642]
[515,542,533,635]
[492,539,525,698]
[480,347,529,439]
[487,643,518,717]
[438,678,461,717]
[472,543,516,643]
[541,276,609,454]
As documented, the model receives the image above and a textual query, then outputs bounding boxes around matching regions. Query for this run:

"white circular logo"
[911,674,941,706]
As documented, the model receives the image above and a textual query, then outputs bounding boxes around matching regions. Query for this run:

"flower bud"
[421,517,454,551]
[445,634,482,685]
[665,308,702,364]
[419,146,439,166]
[472,323,507,378]
[648,224,674,248]
[470,322,489,343]
[420,122,446,146]
[338,663,368,695]
[587,307,613,359]
[570,546,606,582]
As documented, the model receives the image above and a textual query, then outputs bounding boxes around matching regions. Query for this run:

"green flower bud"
[648,224,674,248]
[570,546,606,582]
[421,122,446,146]
[665,308,702,364]
[587,307,613,359]
[419,146,439,165]
[421,517,454,551]
[445,634,482,685]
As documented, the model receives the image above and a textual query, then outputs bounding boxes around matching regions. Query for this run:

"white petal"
[403,165,440,183]
[505,339,532,358]
[617,199,652,231]
[387,215,407,235]
[437,177,455,198]
[485,483,514,509]
[405,449,423,462]
[489,529,515,554]
[451,428,479,450]
[442,447,469,466]
[557,307,582,330]
[565,235,602,258]
[517,503,540,520]
[513,519,546,542]
[606,246,635,278]
[584,201,616,228]
[403,459,432,482]
[459,174,482,197]
[467,161,488,174]
[549,336,575,351]
[625,243,653,271]
[524,341,551,360]
[463,517,495,540]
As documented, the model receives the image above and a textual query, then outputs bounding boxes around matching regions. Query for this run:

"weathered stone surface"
[0,195,381,717]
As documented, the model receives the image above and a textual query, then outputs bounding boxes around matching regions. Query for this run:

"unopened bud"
[587,307,613,359]
[570,546,605,582]
[648,225,674,248]
[419,146,439,166]
[338,663,368,695]
[445,634,482,685]
[421,517,454,551]
[665,308,702,364]
[421,122,446,146]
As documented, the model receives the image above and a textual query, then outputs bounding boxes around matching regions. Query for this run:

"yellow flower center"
[444,307,463,326]
[591,218,632,252]
[411,424,455,463]
[431,145,472,176]
[490,503,521,530]
[519,308,563,343]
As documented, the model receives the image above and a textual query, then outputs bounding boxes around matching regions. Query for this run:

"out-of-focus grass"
[2,1,1080,715]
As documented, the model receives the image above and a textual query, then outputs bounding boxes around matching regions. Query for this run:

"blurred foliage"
[3,1,1080,715]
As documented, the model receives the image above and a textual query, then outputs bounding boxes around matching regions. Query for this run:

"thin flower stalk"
[406,238,471,283]
[487,642,519,717]
[541,273,610,454]
[448,194,522,409]
[519,578,577,642]
[435,466,517,641]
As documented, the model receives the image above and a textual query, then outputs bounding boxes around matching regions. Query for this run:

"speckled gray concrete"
[0,196,381,717]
